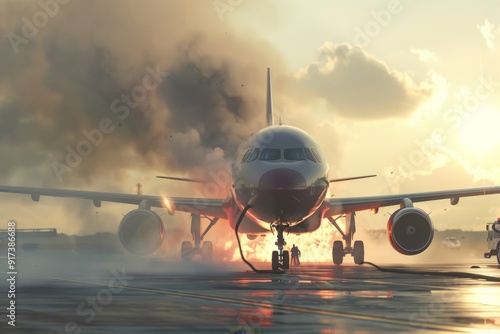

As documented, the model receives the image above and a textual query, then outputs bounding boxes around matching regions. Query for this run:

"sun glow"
[460,109,500,154]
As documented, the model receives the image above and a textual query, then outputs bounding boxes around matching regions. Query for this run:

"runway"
[2,252,500,333]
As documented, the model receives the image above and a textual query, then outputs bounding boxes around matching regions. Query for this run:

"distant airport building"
[0,228,57,239]
[0,228,58,251]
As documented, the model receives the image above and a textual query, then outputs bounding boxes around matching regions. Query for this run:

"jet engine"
[118,209,165,255]
[387,207,434,255]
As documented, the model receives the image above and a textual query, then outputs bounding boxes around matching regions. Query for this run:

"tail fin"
[266,67,274,126]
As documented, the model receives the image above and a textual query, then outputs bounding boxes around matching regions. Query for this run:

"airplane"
[2,67,500,270]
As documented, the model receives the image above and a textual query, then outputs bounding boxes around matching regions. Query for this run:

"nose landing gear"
[271,223,290,270]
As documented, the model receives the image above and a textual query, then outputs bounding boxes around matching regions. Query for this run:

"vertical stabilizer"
[266,67,274,126]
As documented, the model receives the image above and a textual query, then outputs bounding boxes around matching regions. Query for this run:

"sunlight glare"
[460,109,500,154]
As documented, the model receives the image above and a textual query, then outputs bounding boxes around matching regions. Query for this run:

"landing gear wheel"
[283,250,290,269]
[269,223,290,271]
[181,241,193,261]
[353,240,364,265]
[272,251,279,270]
[496,245,500,265]
[201,241,213,262]
[332,240,344,265]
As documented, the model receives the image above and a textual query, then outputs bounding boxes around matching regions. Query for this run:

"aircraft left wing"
[0,185,227,219]
[323,186,500,217]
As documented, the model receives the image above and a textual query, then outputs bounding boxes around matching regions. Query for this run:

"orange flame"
[161,195,175,215]
[214,220,343,263]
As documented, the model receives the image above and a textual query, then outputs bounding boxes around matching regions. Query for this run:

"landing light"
[162,196,175,215]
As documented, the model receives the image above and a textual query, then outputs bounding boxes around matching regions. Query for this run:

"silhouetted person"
[291,244,301,266]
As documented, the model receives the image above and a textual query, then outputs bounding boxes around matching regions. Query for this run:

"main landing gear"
[328,212,365,265]
[180,214,219,262]
[271,223,290,270]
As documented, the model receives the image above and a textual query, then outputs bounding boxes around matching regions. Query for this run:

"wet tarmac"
[1,252,500,333]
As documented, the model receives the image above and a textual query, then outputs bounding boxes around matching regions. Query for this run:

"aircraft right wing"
[322,185,500,217]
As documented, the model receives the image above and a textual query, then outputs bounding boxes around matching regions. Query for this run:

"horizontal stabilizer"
[156,176,207,183]
[329,174,377,183]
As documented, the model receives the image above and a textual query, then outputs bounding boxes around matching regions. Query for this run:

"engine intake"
[118,209,164,255]
[387,207,434,255]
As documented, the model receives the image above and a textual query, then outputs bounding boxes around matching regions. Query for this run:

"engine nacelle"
[387,207,434,255]
[118,209,164,255]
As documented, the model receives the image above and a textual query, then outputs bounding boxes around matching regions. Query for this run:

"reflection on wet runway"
[2,252,499,333]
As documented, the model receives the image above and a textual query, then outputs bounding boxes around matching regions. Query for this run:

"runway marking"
[347,279,454,290]
[48,276,472,333]
[290,272,454,290]
[290,266,465,290]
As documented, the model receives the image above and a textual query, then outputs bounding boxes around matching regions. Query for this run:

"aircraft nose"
[258,168,307,190]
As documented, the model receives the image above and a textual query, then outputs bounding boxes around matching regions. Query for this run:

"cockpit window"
[247,148,260,162]
[259,148,281,161]
[241,149,253,163]
[311,148,322,163]
[304,148,317,162]
[284,148,305,161]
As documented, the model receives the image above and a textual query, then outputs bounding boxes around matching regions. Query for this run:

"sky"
[1,0,500,243]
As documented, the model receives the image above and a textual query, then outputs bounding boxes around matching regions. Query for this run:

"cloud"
[410,46,438,62]
[477,19,499,49]
[438,145,500,185]
[296,43,437,119]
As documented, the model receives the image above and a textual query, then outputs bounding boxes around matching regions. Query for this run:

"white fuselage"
[224,125,330,234]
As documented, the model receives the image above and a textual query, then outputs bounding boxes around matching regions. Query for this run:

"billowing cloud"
[296,42,437,119]
[0,0,285,187]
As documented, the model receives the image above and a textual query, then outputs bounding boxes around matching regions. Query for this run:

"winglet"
[266,67,274,126]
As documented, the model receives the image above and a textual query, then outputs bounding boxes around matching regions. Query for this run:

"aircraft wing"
[323,186,500,217]
[0,185,227,219]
